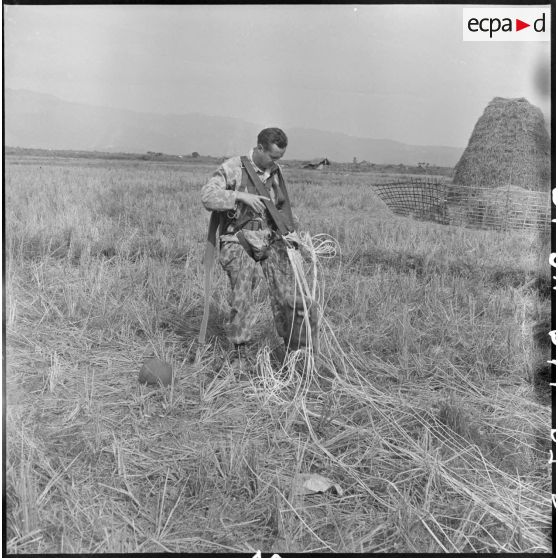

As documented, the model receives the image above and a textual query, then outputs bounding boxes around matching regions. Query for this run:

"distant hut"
[303,157,331,170]
[453,97,550,192]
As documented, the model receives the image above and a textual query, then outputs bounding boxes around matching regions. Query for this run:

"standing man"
[201,127,300,370]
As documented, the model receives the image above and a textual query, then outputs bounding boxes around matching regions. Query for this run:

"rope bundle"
[255,232,339,391]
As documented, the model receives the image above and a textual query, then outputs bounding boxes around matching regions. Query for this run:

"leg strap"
[235,230,256,260]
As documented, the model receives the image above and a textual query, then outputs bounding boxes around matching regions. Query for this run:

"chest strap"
[240,156,294,236]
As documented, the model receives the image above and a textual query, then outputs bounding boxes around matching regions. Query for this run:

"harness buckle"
[242,219,263,231]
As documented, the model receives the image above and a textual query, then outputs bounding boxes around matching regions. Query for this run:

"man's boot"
[271,342,288,366]
[229,343,248,374]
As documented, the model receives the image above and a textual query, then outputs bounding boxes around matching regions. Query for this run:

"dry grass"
[5,153,552,553]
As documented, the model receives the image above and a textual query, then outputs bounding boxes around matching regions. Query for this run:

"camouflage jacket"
[201,149,283,243]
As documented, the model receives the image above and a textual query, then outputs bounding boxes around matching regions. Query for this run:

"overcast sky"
[4,4,551,148]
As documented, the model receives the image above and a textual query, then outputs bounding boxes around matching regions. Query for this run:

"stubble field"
[5,153,552,553]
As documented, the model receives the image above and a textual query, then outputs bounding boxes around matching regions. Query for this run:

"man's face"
[254,143,286,170]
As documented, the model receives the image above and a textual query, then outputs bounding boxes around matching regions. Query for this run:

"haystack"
[453,97,550,192]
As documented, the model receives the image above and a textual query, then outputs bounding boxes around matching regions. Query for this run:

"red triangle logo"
[516,19,530,31]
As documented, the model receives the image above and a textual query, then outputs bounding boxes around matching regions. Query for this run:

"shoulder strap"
[241,165,258,195]
[231,167,257,232]
[274,166,296,231]
[240,156,293,236]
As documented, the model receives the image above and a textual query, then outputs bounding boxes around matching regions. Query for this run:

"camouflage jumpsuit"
[201,151,297,346]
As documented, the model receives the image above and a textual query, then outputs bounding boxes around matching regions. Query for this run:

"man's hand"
[236,191,270,214]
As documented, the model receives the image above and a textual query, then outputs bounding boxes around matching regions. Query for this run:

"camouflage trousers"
[218,238,296,345]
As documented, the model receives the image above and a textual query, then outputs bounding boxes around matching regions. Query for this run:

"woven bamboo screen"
[372,178,550,231]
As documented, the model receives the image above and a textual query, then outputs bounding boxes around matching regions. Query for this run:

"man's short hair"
[258,128,288,150]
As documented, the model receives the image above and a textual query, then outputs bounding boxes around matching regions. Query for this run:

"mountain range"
[5,88,464,166]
